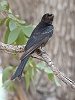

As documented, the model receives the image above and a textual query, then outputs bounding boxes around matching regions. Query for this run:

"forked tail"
[11,54,30,80]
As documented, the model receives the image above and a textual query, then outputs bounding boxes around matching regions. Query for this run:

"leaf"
[44,67,53,74]
[17,19,26,24]
[30,60,36,77]
[0,18,7,26]
[6,18,12,27]
[31,76,35,90]
[24,59,36,91]
[2,66,13,83]
[8,8,12,13]
[54,75,61,86]
[0,4,6,11]
[15,15,19,18]
[25,73,31,91]
[8,14,16,20]
[48,73,54,81]
[16,30,27,45]
[9,86,14,92]
[22,24,33,37]
[1,0,7,6]
[9,20,17,31]
[36,61,45,70]
[4,28,10,44]
[3,80,13,89]
[8,27,20,44]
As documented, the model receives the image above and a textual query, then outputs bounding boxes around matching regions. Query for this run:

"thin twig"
[0,12,6,18]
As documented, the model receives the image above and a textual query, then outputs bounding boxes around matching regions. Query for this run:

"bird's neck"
[40,20,50,26]
[37,21,50,29]
[33,21,51,34]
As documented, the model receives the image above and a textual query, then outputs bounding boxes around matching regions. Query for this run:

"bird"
[11,13,54,80]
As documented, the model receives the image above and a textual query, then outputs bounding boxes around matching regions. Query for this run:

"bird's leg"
[35,47,45,56]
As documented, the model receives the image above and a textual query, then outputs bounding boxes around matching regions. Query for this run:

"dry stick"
[0,42,75,90]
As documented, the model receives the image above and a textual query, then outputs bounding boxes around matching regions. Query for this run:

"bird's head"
[41,13,54,24]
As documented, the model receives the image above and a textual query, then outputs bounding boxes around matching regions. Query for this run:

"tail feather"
[11,54,30,80]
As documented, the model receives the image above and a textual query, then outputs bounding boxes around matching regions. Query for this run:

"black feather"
[11,13,54,80]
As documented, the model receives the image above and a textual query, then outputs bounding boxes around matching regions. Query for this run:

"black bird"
[11,13,54,80]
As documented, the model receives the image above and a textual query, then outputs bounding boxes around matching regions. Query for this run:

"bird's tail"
[11,54,30,80]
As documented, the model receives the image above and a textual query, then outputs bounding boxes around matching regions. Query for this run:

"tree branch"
[0,42,75,90]
[0,42,25,53]
[39,49,75,90]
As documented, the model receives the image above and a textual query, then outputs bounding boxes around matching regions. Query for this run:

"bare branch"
[0,42,25,53]
[40,49,75,90]
[0,42,75,90]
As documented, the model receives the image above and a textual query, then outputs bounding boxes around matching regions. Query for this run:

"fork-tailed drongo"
[11,13,54,80]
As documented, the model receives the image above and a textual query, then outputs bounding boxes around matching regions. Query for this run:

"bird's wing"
[25,25,53,50]
[20,25,53,61]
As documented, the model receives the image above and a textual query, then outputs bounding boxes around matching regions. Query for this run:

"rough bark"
[0,0,75,100]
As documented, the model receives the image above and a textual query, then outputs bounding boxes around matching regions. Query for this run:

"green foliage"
[16,30,27,45]
[17,19,25,24]
[54,75,61,86]
[24,57,37,90]
[36,61,45,70]
[9,20,17,31]
[3,80,17,92]
[4,28,10,43]
[3,80,13,89]
[0,18,7,26]
[1,0,7,6]
[8,27,20,44]
[0,4,6,11]
[36,62,61,86]
[48,74,54,81]
[22,24,34,37]
[8,14,16,20]
[0,0,61,91]
[2,66,13,83]
[25,72,31,91]
[44,67,53,73]
[6,18,12,27]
